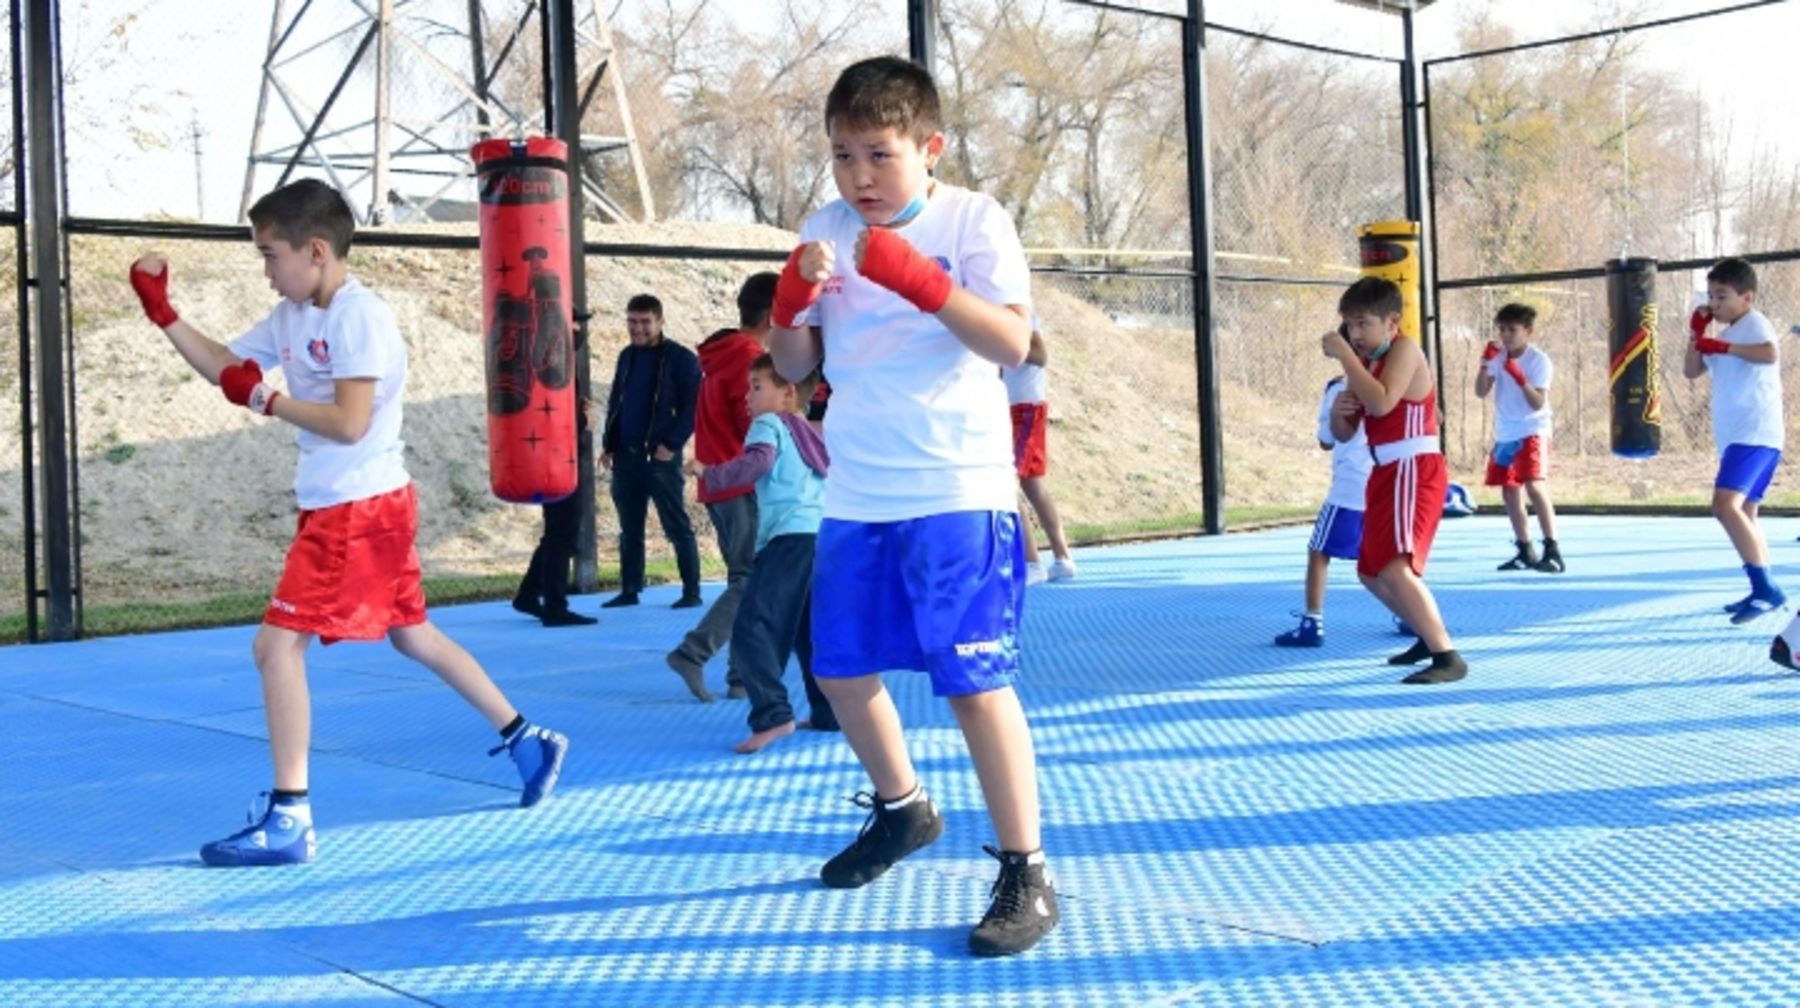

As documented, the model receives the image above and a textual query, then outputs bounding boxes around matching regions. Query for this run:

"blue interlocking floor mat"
[2,515,1797,1007]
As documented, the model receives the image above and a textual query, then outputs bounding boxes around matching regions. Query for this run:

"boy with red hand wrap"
[129,178,568,870]
[765,56,1055,958]
[1683,258,1787,630]
[1474,303,1562,573]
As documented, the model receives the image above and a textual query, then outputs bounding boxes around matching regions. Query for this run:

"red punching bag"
[472,136,578,503]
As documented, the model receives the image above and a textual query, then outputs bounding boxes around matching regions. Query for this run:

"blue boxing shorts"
[811,511,1025,697]
[1716,443,1781,503]
[1308,503,1364,561]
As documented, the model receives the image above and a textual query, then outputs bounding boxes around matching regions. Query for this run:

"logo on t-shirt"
[308,338,331,366]
[824,276,845,295]
[932,256,951,275]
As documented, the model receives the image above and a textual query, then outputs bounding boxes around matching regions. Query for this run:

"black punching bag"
[1607,257,1661,459]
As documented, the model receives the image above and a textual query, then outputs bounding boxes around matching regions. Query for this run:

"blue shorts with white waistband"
[1308,503,1364,561]
[811,511,1025,697]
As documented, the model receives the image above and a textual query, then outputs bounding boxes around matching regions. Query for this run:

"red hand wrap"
[1503,358,1529,386]
[859,228,952,314]
[1480,342,1502,362]
[1694,337,1732,356]
[1688,307,1712,341]
[130,263,180,328]
[220,360,280,415]
[772,247,822,329]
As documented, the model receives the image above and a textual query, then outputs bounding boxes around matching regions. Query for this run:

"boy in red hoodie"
[666,272,779,701]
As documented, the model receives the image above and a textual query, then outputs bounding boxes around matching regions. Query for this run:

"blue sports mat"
[2,514,1798,1007]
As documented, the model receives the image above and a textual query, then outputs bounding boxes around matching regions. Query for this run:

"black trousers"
[609,453,701,597]
[516,492,579,614]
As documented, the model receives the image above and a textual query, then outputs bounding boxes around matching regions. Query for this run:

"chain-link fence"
[7,1,1800,639]
[1426,1,1800,513]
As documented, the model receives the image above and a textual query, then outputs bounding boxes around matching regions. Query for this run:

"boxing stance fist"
[1688,307,1713,342]
[1503,356,1530,386]
[773,242,834,329]
[1480,342,1502,362]
[220,359,281,415]
[129,256,180,329]
[1693,336,1732,356]
[856,227,952,314]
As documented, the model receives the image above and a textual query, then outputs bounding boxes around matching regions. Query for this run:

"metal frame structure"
[241,0,653,226]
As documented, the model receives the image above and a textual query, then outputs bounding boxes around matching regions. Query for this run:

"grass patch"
[0,558,721,645]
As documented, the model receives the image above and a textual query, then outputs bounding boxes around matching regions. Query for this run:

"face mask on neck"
[1365,339,1392,362]
[882,187,929,227]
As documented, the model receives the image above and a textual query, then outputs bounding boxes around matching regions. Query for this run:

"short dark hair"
[1494,302,1537,328]
[1707,257,1758,294]
[247,179,355,258]
[824,56,940,144]
[626,293,663,318]
[751,352,820,407]
[1338,276,1403,318]
[738,272,778,329]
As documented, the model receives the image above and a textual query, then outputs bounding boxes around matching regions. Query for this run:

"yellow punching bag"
[1358,220,1421,342]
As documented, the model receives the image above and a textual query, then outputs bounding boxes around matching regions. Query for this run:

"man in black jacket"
[600,293,703,608]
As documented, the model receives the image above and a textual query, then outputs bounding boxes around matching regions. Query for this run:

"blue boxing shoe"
[200,793,315,867]
[1273,614,1323,648]
[491,722,569,807]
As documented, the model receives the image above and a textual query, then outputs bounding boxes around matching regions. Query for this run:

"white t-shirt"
[797,184,1032,521]
[1001,312,1049,405]
[1485,344,1554,441]
[1316,377,1372,511]
[229,276,411,510]
[1706,308,1783,453]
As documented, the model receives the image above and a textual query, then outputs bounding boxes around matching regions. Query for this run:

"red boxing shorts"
[266,483,428,644]
[1010,402,1049,478]
[1358,453,1447,579]
[1484,434,1548,488]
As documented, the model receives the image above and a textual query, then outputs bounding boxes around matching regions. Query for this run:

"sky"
[17,0,1797,225]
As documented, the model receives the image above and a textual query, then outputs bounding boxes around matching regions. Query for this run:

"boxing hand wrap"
[1480,342,1502,362]
[772,246,823,329]
[1694,337,1732,356]
[1688,307,1712,342]
[220,360,281,416]
[130,262,180,328]
[859,227,952,314]
[1504,358,1529,386]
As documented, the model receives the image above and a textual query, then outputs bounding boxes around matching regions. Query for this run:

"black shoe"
[1387,639,1431,666]
[541,609,597,627]
[511,596,544,619]
[1772,635,1798,672]
[725,684,748,700]
[820,787,944,889]
[1497,540,1538,571]
[969,845,1060,957]
[600,593,639,609]
[671,594,705,610]
[1402,650,1468,684]
[1534,539,1565,574]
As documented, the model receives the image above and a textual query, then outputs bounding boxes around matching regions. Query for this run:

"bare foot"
[733,720,796,754]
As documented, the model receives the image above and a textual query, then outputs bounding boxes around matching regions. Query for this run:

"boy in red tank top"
[1321,277,1467,684]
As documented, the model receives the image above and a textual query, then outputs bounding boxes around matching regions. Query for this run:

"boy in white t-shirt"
[129,179,567,867]
[1275,370,1374,647]
[1002,314,1075,585]
[1685,257,1785,625]
[1475,303,1563,573]
[768,56,1056,957]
